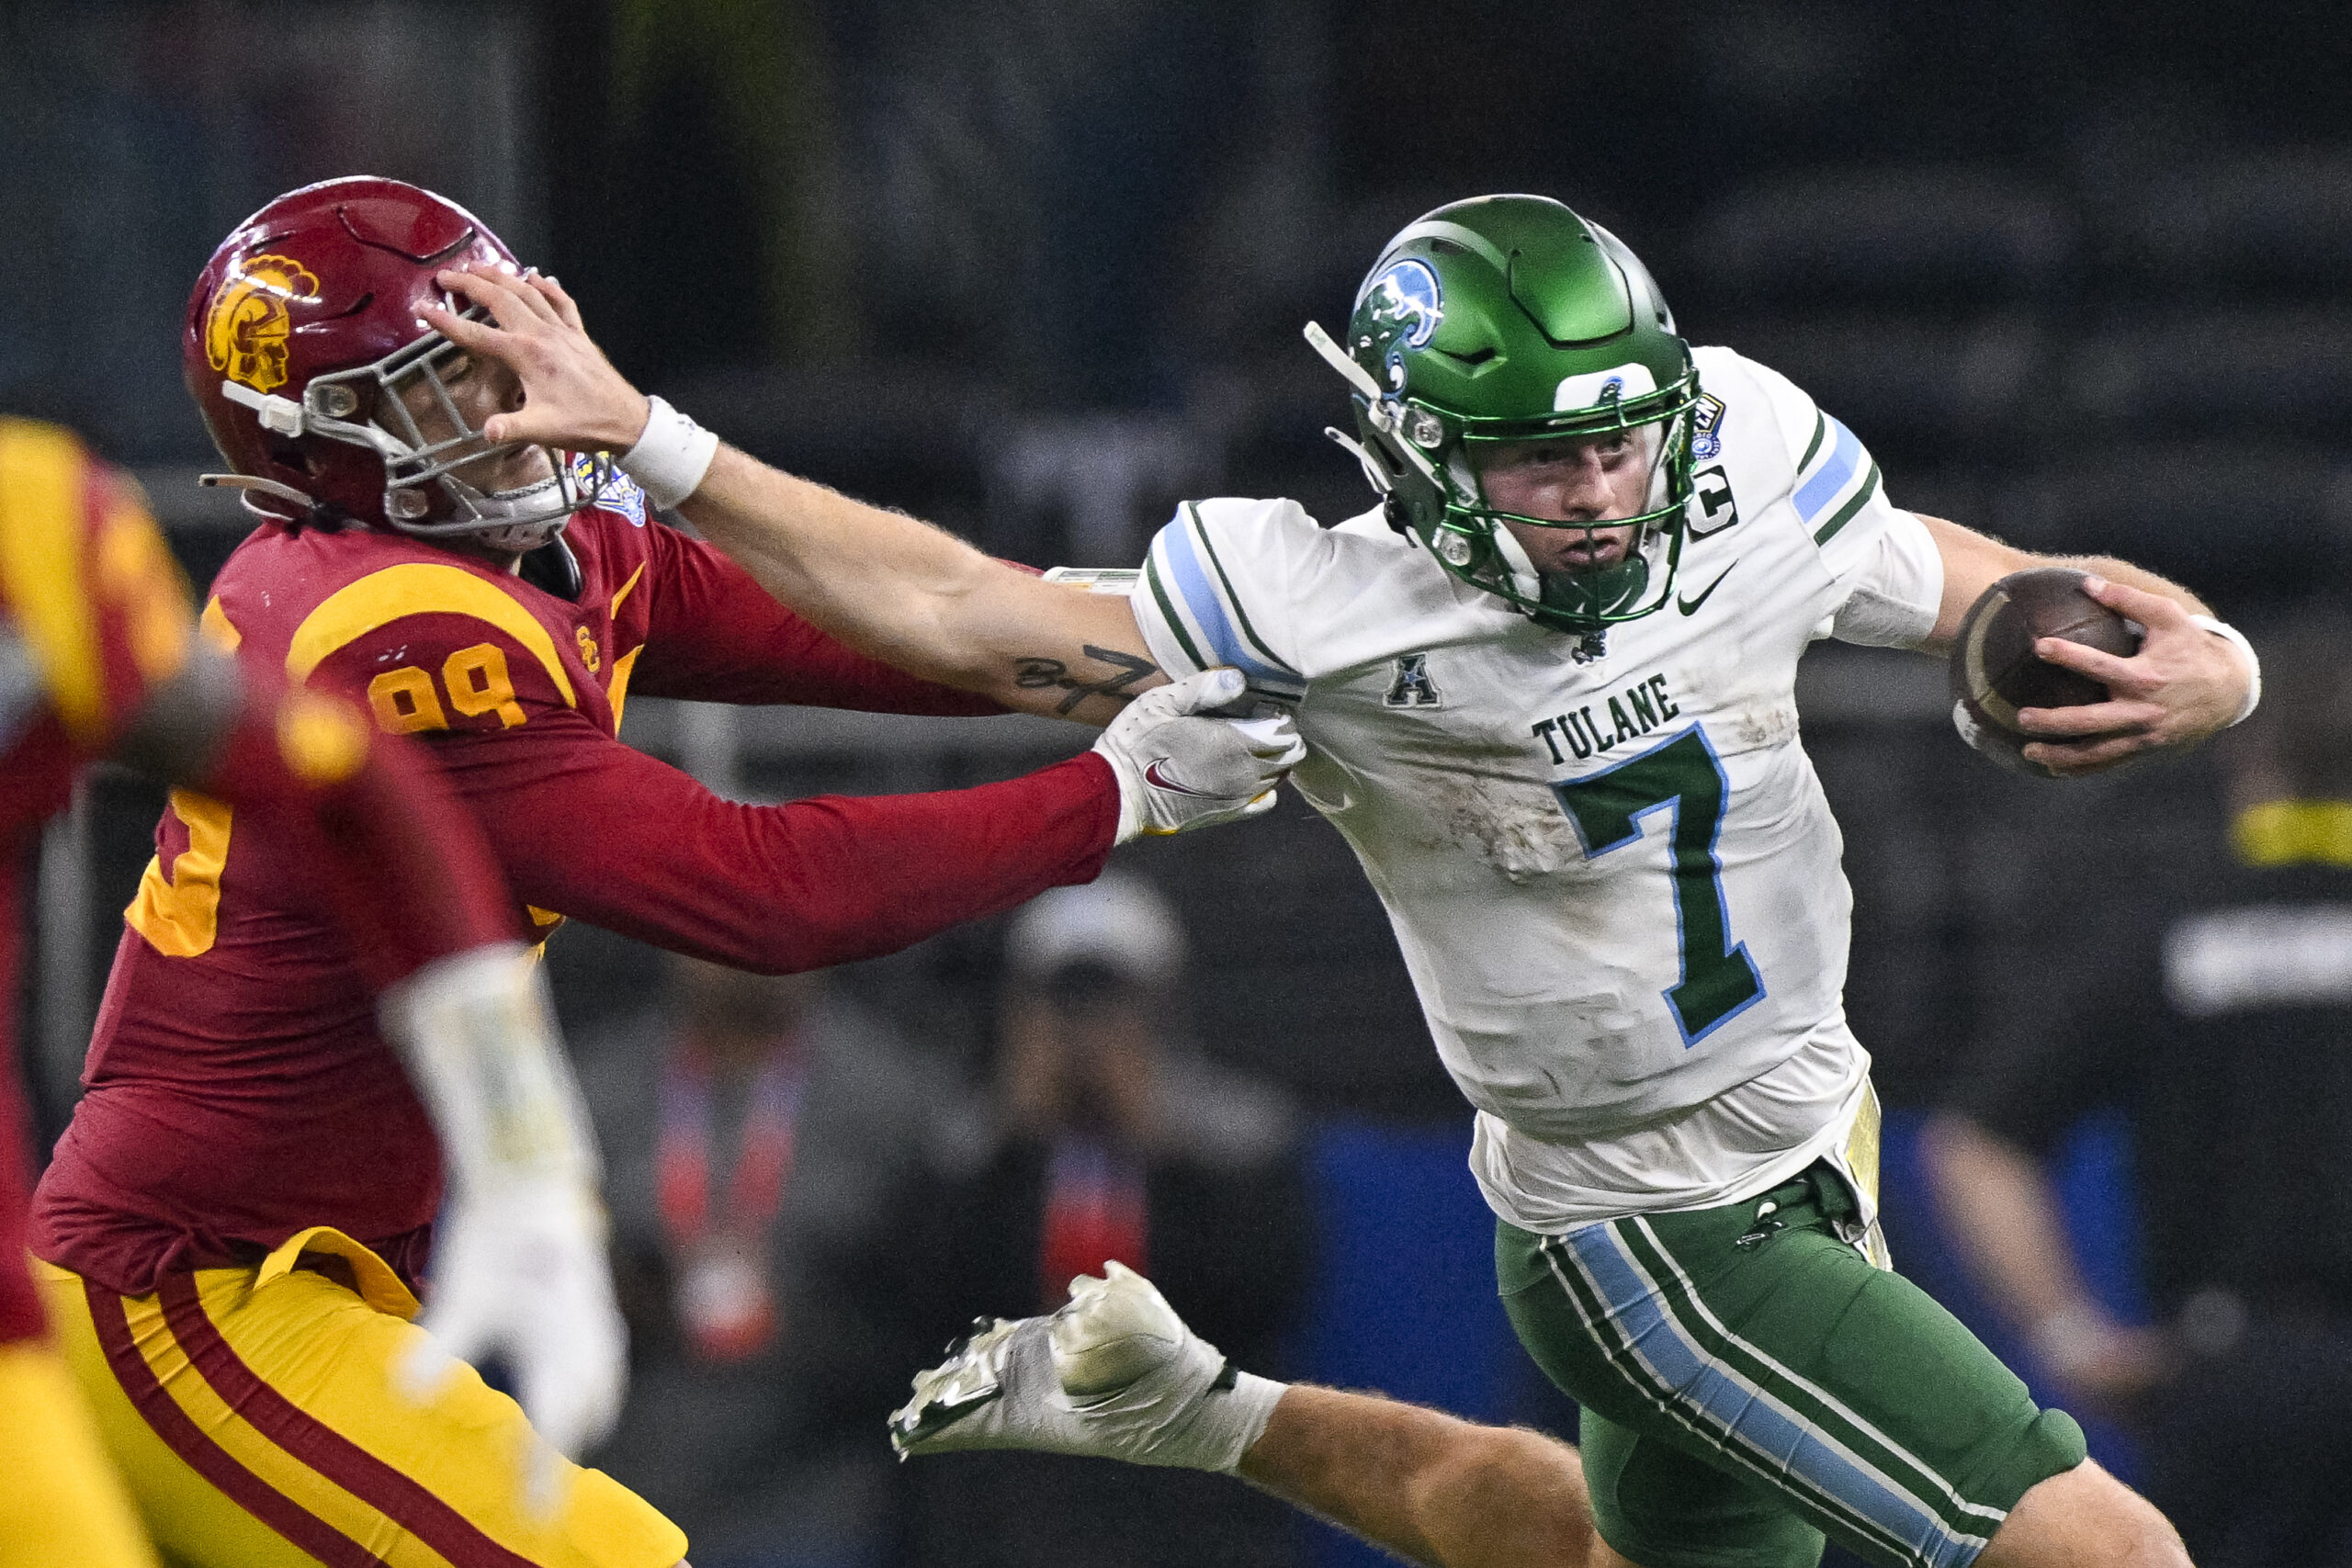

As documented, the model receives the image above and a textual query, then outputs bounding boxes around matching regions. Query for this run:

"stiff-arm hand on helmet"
[380,945,627,1512]
[420,267,654,457]
[1091,668,1304,840]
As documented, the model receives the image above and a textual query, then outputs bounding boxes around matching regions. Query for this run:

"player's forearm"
[1919,515,2214,649]
[379,943,595,1190]
[483,733,1120,975]
[151,661,513,987]
[676,447,1163,725]
[1917,1113,2101,1333]
[725,756,1118,971]
[628,528,1005,716]
[678,446,1011,694]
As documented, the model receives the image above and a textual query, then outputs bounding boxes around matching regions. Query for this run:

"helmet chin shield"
[431,469,592,555]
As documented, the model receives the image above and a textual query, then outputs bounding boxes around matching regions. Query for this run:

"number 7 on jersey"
[1551,725,1764,1044]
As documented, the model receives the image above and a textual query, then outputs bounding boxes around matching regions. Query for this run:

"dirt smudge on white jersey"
[1440,773,1579,885]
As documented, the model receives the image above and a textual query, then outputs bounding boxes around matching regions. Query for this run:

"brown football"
[1949,567,2142,777]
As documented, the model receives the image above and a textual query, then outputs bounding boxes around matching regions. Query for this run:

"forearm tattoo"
[1012,645,1159,715]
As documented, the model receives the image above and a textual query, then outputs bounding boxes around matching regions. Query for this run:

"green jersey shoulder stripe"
[1142,550,1211,672]
[1182,503,1300,680]
[1797,407,1829,473]
[1813,459,1884,547]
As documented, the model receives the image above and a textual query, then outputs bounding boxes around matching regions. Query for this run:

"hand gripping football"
[1949,567,2141,777]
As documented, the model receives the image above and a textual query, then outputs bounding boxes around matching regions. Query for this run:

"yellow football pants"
[0,1333,160,1568]
[34,1228,684,1568]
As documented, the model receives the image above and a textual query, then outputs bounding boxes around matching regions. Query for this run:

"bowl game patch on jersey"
[1690,391,1726,460]
[574,455,648,526]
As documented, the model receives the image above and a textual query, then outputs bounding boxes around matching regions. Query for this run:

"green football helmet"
[1307,195,1702,640]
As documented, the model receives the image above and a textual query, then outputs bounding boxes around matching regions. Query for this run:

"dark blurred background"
[8,3,2351,1565]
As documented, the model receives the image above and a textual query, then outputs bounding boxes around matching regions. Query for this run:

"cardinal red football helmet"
[185,175,601,552]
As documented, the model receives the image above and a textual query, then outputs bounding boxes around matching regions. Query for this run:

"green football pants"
[1498,1164,2086,1568]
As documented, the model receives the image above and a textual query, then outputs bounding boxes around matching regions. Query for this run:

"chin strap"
[198,472,322,525]
[1302,320,1384,400]
[1302,321,1452,513]
[1321,426,1394,500]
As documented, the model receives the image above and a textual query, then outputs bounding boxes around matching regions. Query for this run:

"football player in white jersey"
[427,197,2253,1568]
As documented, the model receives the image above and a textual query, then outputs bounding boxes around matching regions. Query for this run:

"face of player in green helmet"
[1309,194,1701,642]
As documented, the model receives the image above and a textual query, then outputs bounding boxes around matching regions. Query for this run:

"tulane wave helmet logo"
[1361,258,1443,356]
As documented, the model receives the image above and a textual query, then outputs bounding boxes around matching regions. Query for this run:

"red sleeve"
[627,523,1005,716]
[420,705,1117,973]
[192,673,514,990]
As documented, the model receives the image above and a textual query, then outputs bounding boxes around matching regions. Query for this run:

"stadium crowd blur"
[6,2,2350,1564]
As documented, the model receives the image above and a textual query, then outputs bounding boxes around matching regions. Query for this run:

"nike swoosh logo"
[1677,562,1736,616]
[1143,759,1216,796]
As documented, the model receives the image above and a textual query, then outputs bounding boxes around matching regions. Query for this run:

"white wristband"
[1208,1371,1289,1474]
[616,396,719,510]
[2188,615,2261,727]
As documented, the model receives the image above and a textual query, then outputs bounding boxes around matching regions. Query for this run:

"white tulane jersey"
[1127,346,1944,1232]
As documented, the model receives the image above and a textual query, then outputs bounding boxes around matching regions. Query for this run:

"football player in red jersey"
[28,178,1297,1568]
[0,419,625,1568]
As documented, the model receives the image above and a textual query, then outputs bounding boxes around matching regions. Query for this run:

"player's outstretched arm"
[423,267,1159,728]
[1916,513,2256,774]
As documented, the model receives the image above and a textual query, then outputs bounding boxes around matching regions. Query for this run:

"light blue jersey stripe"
[1792,416,1863,525]
[1157,516,1297,691]
[1564,1225,1985,1568]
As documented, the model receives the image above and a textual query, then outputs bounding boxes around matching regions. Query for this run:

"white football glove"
[1091,668,1305,841]
[889,1262,1287,1472]
[379,945,627,1513]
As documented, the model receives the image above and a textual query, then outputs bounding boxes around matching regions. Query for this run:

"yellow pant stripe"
[120,1284,456,1568]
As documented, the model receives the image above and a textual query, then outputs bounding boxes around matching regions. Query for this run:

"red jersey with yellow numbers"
[33,482,1119,1297]
[0,420,201,1341]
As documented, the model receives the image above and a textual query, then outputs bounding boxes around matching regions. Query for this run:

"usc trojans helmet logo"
[204,254,320,393]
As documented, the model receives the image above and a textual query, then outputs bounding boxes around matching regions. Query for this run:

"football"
[1949,567,2142,777]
